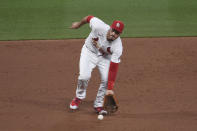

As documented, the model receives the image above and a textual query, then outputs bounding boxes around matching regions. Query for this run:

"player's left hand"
[106,90,114,95]
[103,90,118,114]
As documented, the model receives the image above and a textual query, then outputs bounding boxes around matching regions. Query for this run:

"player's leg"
[94,58,110,112]
[70,46,96,109]
[76,46,97,99]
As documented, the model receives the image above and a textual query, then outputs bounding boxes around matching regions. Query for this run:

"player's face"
[107,28,120,42]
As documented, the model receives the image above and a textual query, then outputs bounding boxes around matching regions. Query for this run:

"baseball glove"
[103,94,119,114]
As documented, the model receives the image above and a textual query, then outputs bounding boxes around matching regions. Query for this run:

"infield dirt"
[0,37,197,131]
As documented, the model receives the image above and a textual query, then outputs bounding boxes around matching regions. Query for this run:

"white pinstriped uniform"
[76,17,123,107]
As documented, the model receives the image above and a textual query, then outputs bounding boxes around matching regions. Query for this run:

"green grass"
[0,0,197,40]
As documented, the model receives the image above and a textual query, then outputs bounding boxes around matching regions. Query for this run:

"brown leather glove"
[103,93,119,114]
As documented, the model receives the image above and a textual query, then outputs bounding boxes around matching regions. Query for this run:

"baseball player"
[69,15,124,115]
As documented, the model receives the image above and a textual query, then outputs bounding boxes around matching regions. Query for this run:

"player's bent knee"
[78,75,90,88]
[78,79,89,88]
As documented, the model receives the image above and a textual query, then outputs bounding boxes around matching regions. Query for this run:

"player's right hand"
[70,22,81,29]
[92,38,99,48]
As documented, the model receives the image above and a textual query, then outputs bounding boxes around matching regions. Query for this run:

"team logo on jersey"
[116,23,120,28]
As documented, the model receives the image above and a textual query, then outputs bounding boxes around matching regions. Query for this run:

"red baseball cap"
[111,20,124,33]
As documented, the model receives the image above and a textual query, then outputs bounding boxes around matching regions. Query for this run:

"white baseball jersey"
[84,17,123,63]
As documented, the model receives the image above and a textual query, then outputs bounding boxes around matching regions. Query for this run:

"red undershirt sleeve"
[107,61,119,90]
[87,16,94,23]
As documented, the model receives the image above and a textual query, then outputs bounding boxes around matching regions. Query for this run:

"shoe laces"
[73,98,81,105]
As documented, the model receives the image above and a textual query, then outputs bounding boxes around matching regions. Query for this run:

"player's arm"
[106,49,122,95]
[70,15,94,29]
[107,61,119,92]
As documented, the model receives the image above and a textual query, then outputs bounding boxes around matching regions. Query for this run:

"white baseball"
[97,114,104,120]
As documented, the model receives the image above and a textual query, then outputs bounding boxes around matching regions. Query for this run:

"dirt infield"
[0,37,197,131]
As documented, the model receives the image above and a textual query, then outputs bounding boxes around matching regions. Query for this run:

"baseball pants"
[75,45,110,108]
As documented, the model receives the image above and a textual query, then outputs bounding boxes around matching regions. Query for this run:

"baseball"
[97,114,104,120]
